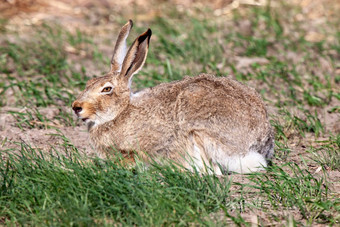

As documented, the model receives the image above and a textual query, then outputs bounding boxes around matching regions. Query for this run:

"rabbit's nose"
[72,106,82,114]
[72,101,83,114]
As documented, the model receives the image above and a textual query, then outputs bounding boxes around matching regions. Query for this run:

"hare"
[72,20,274,174]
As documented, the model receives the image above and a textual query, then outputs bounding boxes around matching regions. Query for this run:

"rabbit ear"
[110,20,133,73]
[119,28,152,87]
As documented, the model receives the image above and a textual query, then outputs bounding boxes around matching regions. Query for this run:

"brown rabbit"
[72,20,274,174]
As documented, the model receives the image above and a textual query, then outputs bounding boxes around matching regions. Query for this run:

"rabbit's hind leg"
[184,132,223,175]
[195,133,268,174]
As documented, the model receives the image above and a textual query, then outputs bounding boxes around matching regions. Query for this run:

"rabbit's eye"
[101,87,112,93]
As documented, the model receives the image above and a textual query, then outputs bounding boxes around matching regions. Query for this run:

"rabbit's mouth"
[81,117,95,130]
[80,117,92,125]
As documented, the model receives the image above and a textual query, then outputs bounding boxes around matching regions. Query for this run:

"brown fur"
[88,74,273,162]
[72,20,274,173]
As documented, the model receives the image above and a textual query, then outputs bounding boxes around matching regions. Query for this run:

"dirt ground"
[0,0,339,224]
[1,0,338,149]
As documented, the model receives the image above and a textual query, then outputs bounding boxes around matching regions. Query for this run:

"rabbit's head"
[72,20,151,129]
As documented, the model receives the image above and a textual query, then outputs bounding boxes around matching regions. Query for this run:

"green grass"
[1,145,338,225]
[9,109,49,130]
[0,145,231,226]
[0,24,95,108]
[248,163,339,224]
[307,134,340,171]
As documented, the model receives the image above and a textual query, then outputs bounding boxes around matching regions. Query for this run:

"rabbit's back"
[139,73,270,141]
